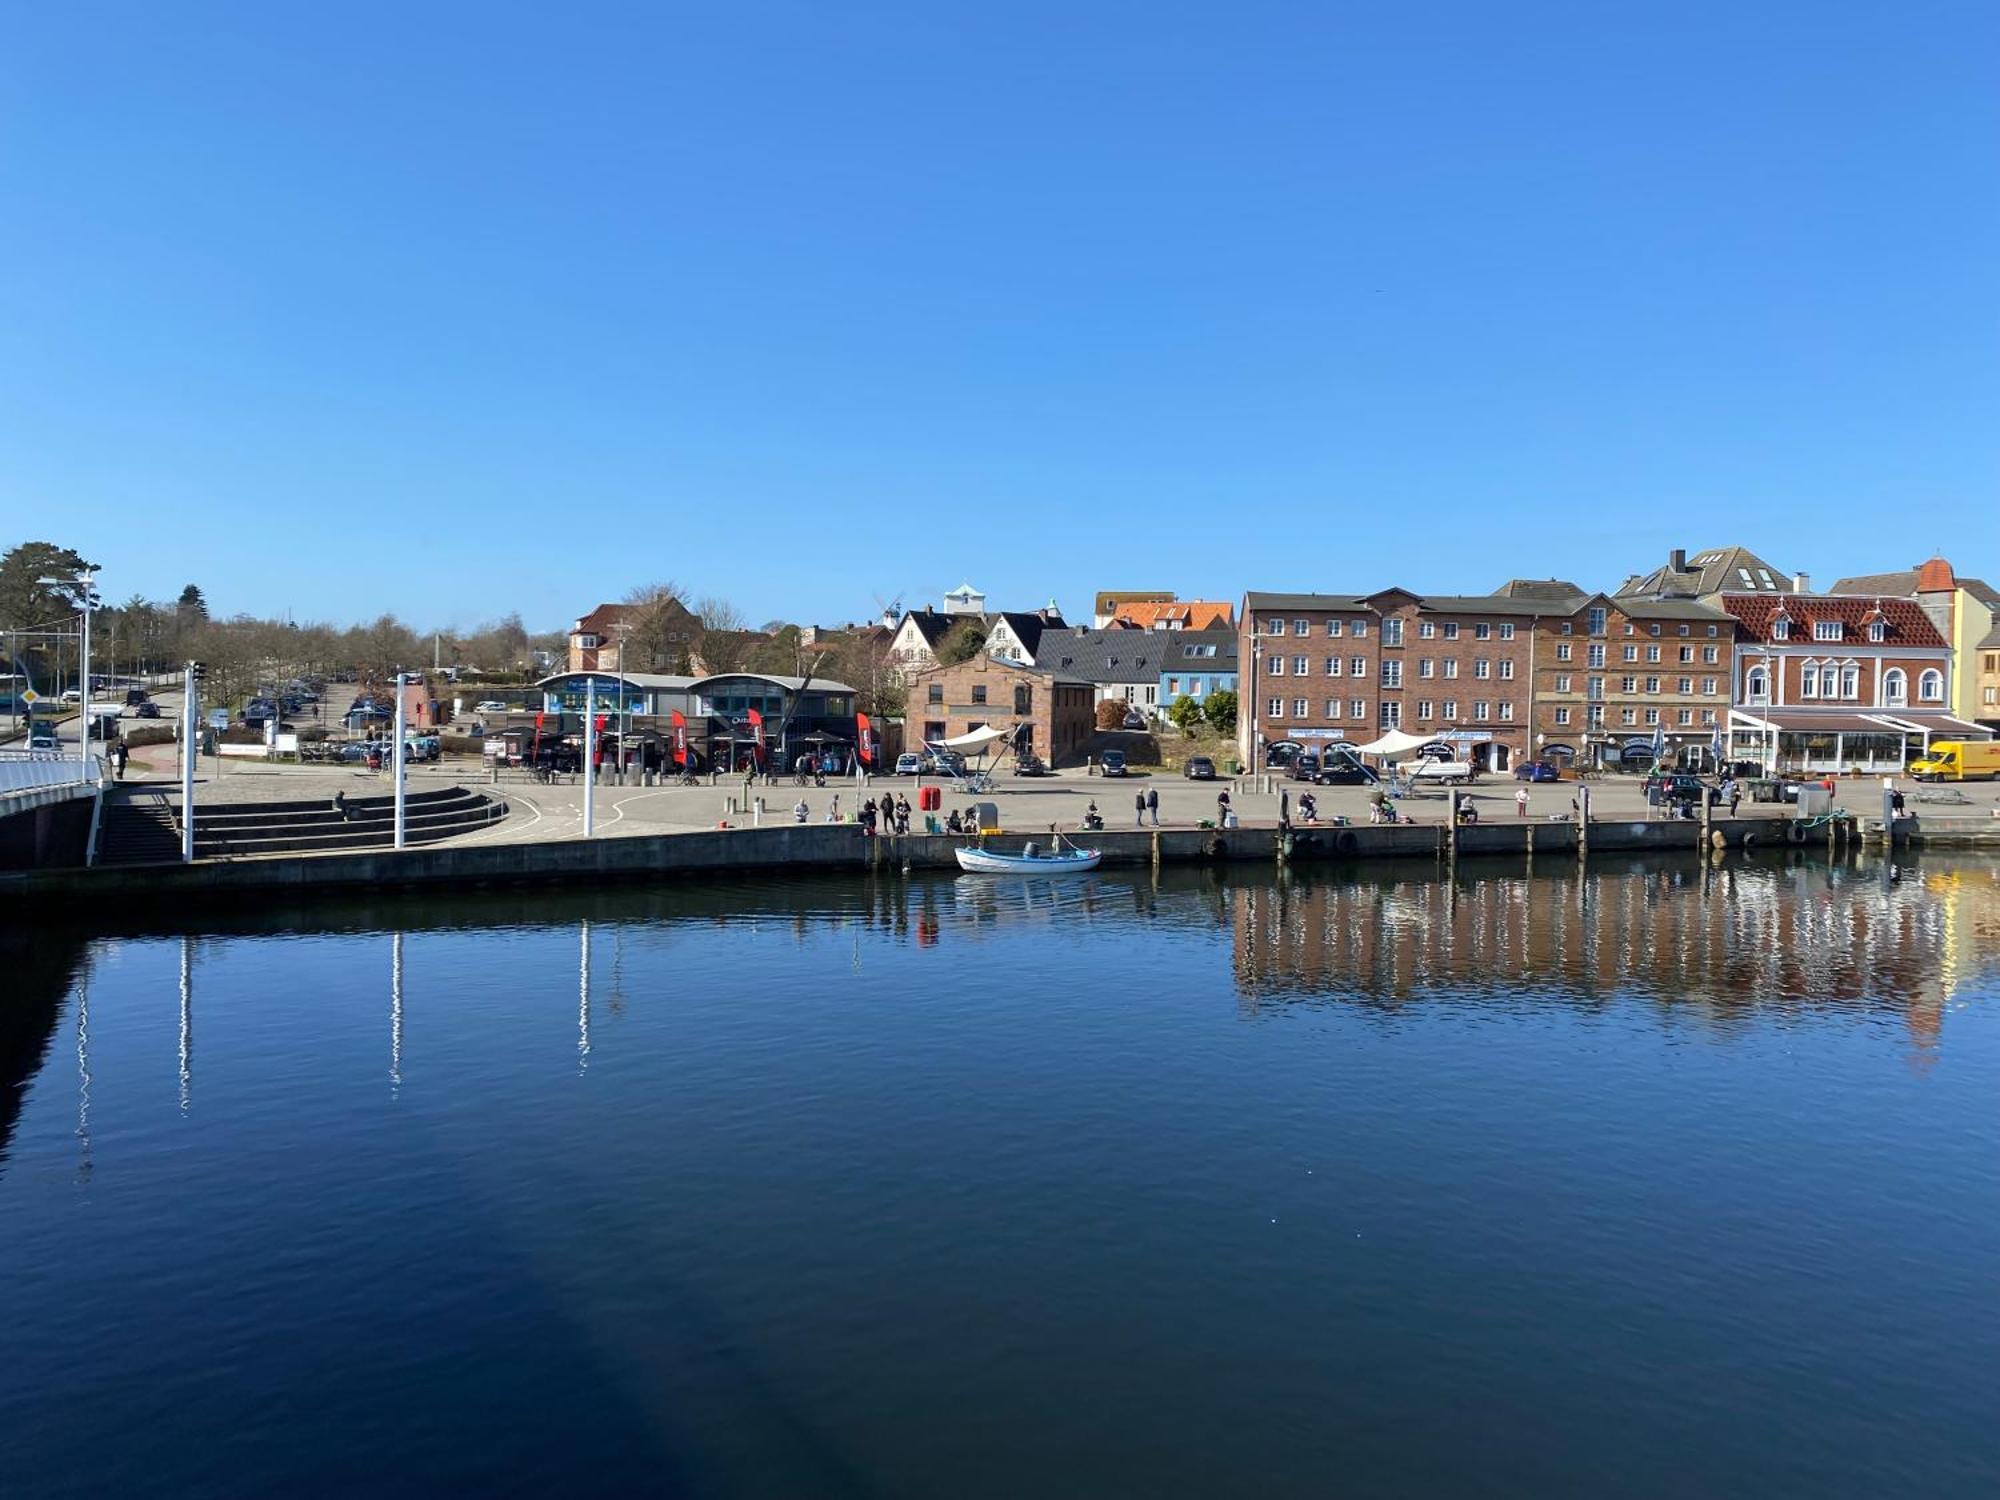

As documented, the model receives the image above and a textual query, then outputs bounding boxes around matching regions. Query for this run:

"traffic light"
[189,660,207,684]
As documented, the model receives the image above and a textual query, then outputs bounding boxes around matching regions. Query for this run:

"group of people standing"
[794,792,912,836]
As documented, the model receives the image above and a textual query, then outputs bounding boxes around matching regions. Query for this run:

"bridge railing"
[0,753,105,795]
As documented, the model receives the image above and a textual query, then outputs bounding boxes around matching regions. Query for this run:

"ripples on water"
[2,854,1998,1498]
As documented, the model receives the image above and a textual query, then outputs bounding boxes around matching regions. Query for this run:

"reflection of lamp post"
[391,931,404,1092]
[577,920,592,1072]
[178,936,193,1114]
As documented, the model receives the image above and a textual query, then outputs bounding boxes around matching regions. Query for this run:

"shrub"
[1094,698,1128,730]
[1203,689,1238,733]
[1166,695,1205,733]
[122,723,177,748]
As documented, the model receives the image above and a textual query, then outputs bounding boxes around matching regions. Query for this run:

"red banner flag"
[747,707,766,766]
[670,709,687,766]
[856,712,874,766]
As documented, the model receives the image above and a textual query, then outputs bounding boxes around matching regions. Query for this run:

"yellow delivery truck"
[1907,740,2000,782]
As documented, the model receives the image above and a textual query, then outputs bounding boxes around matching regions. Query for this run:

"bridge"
[0,750,108,870]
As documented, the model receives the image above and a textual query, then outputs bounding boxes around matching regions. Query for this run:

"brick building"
[1238,589,1568,773]
[905,655,1096,767]
[1529,595,1736,770]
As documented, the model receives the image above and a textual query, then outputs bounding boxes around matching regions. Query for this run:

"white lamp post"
[41,570,96,761]
[583,676,597,837]
[181,660,201,862]
[392,671,409,849]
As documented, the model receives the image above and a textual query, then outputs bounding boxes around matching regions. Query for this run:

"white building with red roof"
[1722,593,1986,772]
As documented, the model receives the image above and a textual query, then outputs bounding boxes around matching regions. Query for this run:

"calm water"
[4,856,2000,1498]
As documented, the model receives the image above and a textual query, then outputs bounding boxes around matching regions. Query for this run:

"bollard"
[1700,783,1712,855]
[1447,789,1460,868]
[1578,784,1590,859]
[725,795,736,816]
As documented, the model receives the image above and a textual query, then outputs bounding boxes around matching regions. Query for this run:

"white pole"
[393,672,408,850]
[79,571,93,763]
[583,677,597,837]
[181,661,198,862]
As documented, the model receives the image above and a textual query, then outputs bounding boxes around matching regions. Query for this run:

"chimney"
[1792,572,1810,593]
[1669,548,1686,575]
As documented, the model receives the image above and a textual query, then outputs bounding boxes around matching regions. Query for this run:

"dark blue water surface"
[4,855,1999,1498]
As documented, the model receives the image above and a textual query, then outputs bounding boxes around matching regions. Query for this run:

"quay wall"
[0,814,1885,908]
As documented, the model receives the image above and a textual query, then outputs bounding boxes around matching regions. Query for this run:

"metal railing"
[0,753,104,794]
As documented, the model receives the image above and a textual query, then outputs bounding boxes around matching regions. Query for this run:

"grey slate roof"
[1042,628,1178,685]
[1243,591,1375,612]
[1618,545,1794,599]
[1832,569,2000,606]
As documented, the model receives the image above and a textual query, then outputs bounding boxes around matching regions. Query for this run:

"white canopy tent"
[1349,729,1430,757]
[934,724,1014,751]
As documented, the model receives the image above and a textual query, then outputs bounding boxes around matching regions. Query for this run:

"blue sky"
[3,2,1995,632]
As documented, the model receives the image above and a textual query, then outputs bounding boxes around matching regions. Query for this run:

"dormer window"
[1771,617,1790,642]
[1867,620,1886,643]
[1813,620,1843,642]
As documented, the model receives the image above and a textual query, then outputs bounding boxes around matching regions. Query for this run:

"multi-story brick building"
[1529,594,1736,770]
[1720,593,1980,772]
[1238,589,1571,773]
[904,654,1097,767]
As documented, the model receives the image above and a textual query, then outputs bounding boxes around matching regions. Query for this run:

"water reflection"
[1231,857,2000,1048]
[178,936,193,1115]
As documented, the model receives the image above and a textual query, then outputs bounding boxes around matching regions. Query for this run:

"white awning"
[933,724,1012,750]
[1349,729,1430,756]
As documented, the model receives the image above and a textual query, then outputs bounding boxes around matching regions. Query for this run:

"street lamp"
[40,569,97,761]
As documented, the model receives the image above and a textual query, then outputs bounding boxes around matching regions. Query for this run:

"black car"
[1286,752,1322,781]
[1310,765,1374,787]
[133,701,161,719]
[1646,773,1717,806]
[1184,756,1216,781]
[1011,754,1049,777]
[1100,749,1128,777]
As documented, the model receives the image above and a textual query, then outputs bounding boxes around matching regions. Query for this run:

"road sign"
[19,689,38,705]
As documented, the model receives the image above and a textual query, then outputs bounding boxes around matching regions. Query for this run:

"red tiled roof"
[574,602,634,634]
[1720,593,1945,648]
[1112,600,1235,630]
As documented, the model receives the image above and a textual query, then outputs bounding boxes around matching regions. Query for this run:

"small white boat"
[954,842,1102,874]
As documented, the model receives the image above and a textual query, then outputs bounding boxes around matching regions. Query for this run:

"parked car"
[60,688,81,703]
[1100,748,1129,778]
[475,700,509,713]
[1184,756,1216,780]
[1287,752,1322,782]
[1645,773,1718,806]
[27,723,60,751]
[1012,754,1049,777]
[1311,765,1374,787]
[1121,709,1147,730]
[894,752,923,775]
[124,688,148,706]
[1514,760,1562,783]
[133,701,161,719]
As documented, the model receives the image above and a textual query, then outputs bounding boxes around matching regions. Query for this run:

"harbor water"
[3,855,1999,1497]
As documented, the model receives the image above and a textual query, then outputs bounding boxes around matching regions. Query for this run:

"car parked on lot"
[27,723,60,751]
[475,700,509,713]
[1012,753,1049,777]
[60,688,81,704]
[1645,772,1718,806]
[1514,760,1562,783]
[1184,755,1216,780]
[1121,709,1148,730]
[1100,748,1129,777]
[894,752,923,775]
[1287,752,1322,781]
[1311,764,1374,787]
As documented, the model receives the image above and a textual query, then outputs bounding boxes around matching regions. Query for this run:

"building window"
[1349,698,1366,719]
[1919,669,1944,702]
[1293,619,1309,636]
[1800,668,1817,699]
[1814,620,1843,642]
[1419,621,1436,639]
[971,684,987,704]
[1644,708,1661,726]
[927,683,943,704]
[1587,645,1606,668]
[1702,677,1717,695]
[1556,644,1572,662]
[1555,706,1572,726]
[1270,656,1285,676]
[1645,645,1661,663]
[1587,607,1607,636]
[1293,655,1308,675]
[1473,658,1490,679]
[1474,623,1491,640]
[1382,619,1404,646]
[1379,701,1401,727]
[1442,622,1460,640]
[1621,708,1637,726]
[1588,677,1605,700]
[1351,656,1366,676]
[1418,658,1434,679]
[1381,661,1403,688]
[1679,646,1694,663]
[1708,625,1719,637]
[1265,618,1283,636]
[1623,645,1639,663]
[1703,646,1719,664]
[1441,700,1458,720]
[1678,677,1693,694]
[1499,623,1515,640]
[1645,677,1661,694]
[1650,624,1662,637]
[1326,699,1343,719]
[1498,660,1514,681]
[1472,700,1490,721]
[1620,676,1637,694]
[1819,667,1839,698]
[1555,674,1572,692]
[1701,709,1718,725]
[1326,619,1343,637]
[1746,667,1768,700]
[1326,657,1343,677]
[1772,618,1790,642]
[1561,622,1574,635]
[1293,698,1309,718]
[1443,659,1459,679]
[1415,699,1433,719]
[1676,709,1692,726]
[1267,697,1284,719]
[1586,705,1605,727]
[1498,702,1514,721]
[1868,620,1886,642]
[1352,621,1369,639]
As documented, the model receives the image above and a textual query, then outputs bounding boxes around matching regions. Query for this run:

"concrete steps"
[190,786,508,859]
[99,794,182,866]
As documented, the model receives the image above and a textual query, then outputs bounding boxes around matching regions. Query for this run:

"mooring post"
[1447,789,1460,870]
[1578,783,1591,860]
[1881,783,1896,849]
[1524,819,1534,873]
[1700,782,1712,856]
[1151,828,1161,872]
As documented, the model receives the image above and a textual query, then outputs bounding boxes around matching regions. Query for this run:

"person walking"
[1727,779,1741,817]
[827,793,841,823]
[114,740,129,781]
[1146,786,1159,826]
[1216,786,1232,827]
[1515,785,1530,818]
[1135,790,1146,828]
